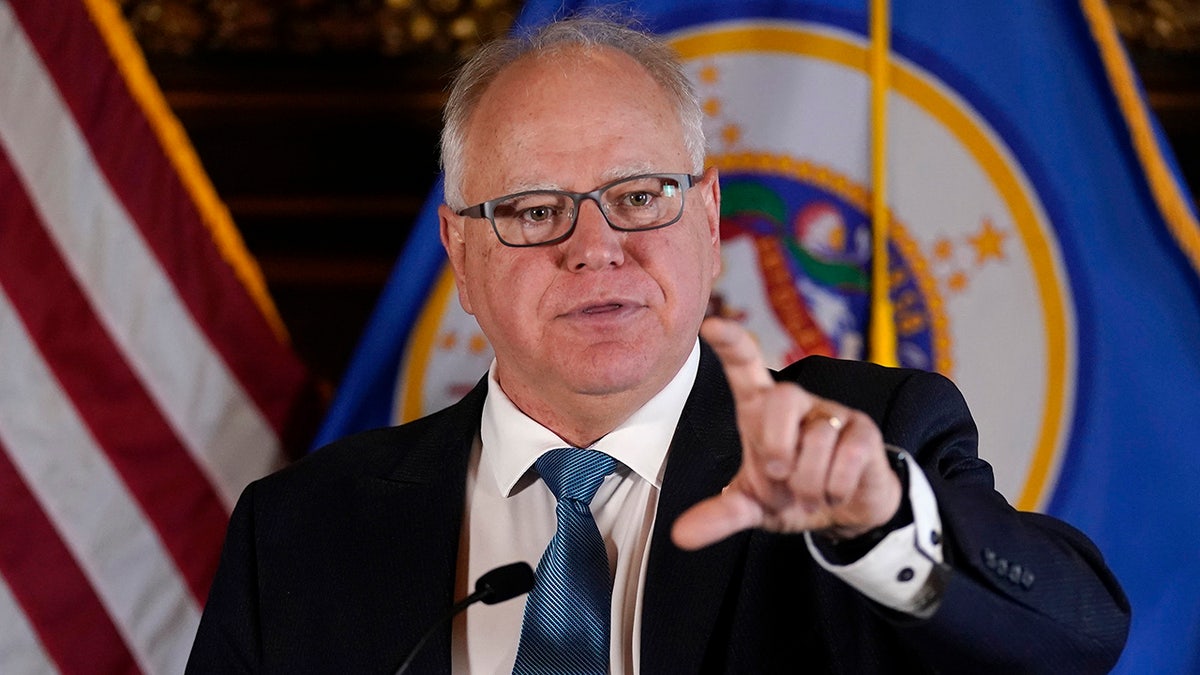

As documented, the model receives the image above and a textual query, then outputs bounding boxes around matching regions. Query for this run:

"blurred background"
[120,0,1200,397]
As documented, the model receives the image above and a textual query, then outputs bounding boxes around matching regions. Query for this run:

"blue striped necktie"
[512,447,617,675]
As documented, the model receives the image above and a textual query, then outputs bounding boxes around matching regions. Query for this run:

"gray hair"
[440,14,707,210]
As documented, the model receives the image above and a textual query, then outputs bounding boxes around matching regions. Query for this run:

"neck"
[494,368,682,449]
[498,383,645,449]
[491,342,697,448]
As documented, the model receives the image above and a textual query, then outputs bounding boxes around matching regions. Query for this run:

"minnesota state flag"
[318,2,1200,672]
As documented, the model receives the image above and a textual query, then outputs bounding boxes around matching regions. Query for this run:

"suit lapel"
[366,376,488,672]
[641,344,748,673]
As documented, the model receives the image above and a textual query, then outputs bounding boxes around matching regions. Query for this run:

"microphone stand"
[394,561,534,675]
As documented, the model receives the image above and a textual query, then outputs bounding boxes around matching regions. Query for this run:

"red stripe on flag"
[7,0,312,442]
[0,444,141,675]
[0,148,227,604]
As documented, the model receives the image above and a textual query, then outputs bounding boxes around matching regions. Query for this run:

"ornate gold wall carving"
[1110,0,1200,52]
[120,0,522,57]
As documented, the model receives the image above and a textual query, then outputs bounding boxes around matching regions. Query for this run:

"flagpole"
[868,0,898,366]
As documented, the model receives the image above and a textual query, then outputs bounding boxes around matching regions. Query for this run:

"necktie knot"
[535,447,616,504]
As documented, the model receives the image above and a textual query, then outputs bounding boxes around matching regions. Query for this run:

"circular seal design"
[674,22,1076,509]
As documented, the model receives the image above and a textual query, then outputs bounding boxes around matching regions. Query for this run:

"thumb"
[671,488,765,550]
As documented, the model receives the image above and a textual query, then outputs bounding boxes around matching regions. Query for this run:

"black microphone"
[469,561,537,605]
[394,561,535,675]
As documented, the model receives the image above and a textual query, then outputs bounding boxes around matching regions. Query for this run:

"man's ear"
[439,204,474,315]
[701,166,722,279]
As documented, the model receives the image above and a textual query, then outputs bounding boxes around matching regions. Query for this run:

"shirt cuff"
[804,449,945,617]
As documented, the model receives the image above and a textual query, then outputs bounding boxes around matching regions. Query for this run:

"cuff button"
[1008,564,1023,584]
[897,567,915,582]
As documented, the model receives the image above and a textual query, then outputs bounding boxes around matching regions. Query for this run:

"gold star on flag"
[721,124,741,146]
[947,270,969,293]
[469,333,489,354]
[933,237,954,261]
[439,331,457,350]
[703,97,721,117]
[969,219,1007,264]
[699,64,719,84]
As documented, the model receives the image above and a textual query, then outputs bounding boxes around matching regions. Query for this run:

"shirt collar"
[480,340,700,497]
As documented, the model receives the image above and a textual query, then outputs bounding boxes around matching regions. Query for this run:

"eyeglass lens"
[491,174,687,246]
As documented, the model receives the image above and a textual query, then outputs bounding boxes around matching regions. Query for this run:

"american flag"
[0,1,314,672]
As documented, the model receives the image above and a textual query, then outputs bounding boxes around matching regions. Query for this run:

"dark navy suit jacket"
[187,345,1130,673]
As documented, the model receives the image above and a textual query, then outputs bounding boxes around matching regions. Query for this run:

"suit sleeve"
[879,368,1130,672]
[185,482,261,674]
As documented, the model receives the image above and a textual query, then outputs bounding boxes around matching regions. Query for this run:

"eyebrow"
[501,180,561,193]
[600,164,657,184]
[500,164,660,195]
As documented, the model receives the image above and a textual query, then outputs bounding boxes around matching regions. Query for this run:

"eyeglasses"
[456,173,701,247]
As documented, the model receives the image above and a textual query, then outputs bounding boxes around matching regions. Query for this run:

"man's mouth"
[582,303,623,315]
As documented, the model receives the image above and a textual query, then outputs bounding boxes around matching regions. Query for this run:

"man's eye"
[627,192,653,207]
[521,205,556,222]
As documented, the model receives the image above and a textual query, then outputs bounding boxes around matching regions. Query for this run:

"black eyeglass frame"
[455,172,703,247]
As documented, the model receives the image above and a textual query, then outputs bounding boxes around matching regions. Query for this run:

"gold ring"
[820,414,845,431]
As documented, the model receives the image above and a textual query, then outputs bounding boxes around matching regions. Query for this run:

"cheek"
[671,229,718,297]
[461,244,502,315]
[466,249,548,323]
[636,236,714,320]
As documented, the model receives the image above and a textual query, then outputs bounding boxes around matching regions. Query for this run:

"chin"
[565,344,670,397]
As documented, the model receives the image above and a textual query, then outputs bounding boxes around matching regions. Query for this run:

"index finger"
[700,317,776,401]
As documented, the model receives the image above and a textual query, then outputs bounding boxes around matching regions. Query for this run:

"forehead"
[460,46,689,197]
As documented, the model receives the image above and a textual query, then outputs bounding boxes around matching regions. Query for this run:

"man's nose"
[562,198,625,271]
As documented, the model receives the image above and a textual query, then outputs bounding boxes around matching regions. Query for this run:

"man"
[188,15,1129,674]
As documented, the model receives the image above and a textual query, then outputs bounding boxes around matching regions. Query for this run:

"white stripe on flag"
[0,289,200,675]
[0,2,281,508]
[0,572,57,675]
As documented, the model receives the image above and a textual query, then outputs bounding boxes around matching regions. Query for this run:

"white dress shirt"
[451,341,943,674]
